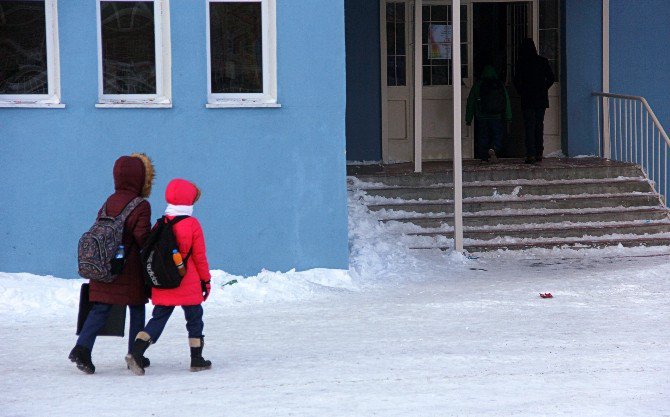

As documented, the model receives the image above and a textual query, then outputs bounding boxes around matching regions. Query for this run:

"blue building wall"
[345,0,382,162]
[0,1,349,277]
[563,0,602,157]
[610,0,670,130]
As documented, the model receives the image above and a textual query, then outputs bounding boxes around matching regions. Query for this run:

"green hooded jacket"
[465,65,512,124]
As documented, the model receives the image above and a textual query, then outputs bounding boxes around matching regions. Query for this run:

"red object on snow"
[540,293,553,298]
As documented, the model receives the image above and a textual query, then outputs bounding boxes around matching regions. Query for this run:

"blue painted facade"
[610,0,670,132]
[345,0,382,162]
[0,1,349,277]
[562,0,670,156]
[563,0,602,156]
[5,1,670,278]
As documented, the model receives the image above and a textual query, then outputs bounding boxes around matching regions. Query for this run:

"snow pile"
[0,268,358,315]
[347,183,468,284]
[207,268,355,306]
[0,272,84,317]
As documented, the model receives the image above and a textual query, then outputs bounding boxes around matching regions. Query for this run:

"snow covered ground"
[1,191,669,416]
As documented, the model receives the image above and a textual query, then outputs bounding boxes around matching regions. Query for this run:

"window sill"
[0,102,65,109]
[206,102,282,109]
[95,102,172,109]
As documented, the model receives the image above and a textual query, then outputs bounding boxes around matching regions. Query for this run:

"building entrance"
[379,0,560,163]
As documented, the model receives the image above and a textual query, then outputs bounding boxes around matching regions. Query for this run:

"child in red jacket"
[126,179,212,375]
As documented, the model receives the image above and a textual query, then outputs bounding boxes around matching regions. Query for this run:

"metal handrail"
[593,92,670,206]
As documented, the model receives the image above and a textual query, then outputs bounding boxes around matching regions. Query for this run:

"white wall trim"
[206,0,278,106]
[452,0,464,252]
[413,0,423,173]
[0,0,62,107]
[206,101,281,108]
[0,103,65,109]
[96,0,172,107]
[95,103,172,109]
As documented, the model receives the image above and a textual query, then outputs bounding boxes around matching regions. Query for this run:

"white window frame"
[95,0,172,108]
[206,0,279,108]
[0,0,63,108]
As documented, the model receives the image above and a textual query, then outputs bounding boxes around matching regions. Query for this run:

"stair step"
[369,193,660,214]
[360,178,651,200]
[410,236,670,252]
[355,164,644,186]
[409,221,670,240]
[382,207,669,228]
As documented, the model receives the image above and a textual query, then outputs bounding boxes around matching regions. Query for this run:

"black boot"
[125,331,151,376]
[189,337,212,372]
[68,345,95,374]
[126,355,150,369]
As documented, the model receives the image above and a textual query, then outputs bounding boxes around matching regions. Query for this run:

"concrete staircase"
[348,158,670,252]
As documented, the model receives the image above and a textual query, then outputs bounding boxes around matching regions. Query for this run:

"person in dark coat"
[513,38,555,164]
[466,65,513,162]
[69,154,154,374]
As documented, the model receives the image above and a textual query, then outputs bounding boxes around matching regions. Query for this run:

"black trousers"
[522,107,547,158]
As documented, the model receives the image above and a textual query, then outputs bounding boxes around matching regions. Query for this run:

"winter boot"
[126,355,150,369]
[68,345,95,374]
[189,337,212,372]
[125,331,151,376]
[488,149,498,163]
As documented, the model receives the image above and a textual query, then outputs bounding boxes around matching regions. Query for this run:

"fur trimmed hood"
[131,153,155,198]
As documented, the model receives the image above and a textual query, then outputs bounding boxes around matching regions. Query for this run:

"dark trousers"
[522,107,547,158]
[475,118,504,160]
[77,303,145,353]
[143,305,204,343]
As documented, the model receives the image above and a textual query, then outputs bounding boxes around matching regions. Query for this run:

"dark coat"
[513,40,555,109]
[88,155,154,306]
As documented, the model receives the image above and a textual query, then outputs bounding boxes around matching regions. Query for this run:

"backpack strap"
[166,215,190,226]
[162,215,193,264]
[118,197,144,220]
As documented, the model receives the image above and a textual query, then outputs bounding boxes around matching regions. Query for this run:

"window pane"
[0,1,48,94]
[210,2,263,94]
[431,65,449,85]
[396,56,405,86]
[387,56,396,86]
[386,21,396,55]
[100,1,156,94]
[431,5,447,22]
[539,0,559,29]
[386,2,395,23]
[396,22,405,55]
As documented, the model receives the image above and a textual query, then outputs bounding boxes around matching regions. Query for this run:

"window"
[422,4,467,86]
[96,0,171,108]
[386,2,406,87]
[206,0,278,108]
[0,0,62,107]
[539,0,560,81]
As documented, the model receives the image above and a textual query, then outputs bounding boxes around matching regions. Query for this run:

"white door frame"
[380,0,539,168]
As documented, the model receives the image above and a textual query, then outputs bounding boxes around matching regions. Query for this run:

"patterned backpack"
[77,197,144,283]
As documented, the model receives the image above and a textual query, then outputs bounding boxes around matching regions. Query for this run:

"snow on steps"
[348,158,670,252]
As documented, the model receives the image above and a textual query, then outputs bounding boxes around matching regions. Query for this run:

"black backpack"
[141,216,191,289]
[479,79,506,115]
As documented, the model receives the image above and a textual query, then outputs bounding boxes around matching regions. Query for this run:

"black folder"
[76,283,126,337]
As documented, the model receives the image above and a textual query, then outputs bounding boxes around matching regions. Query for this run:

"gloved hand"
[201,281,211,301]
